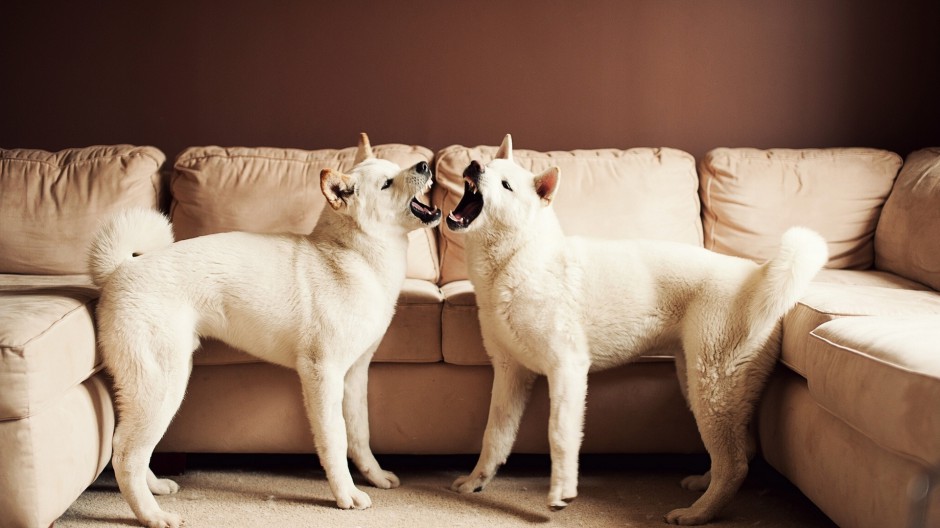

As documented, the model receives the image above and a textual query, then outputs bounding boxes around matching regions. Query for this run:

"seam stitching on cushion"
[9,299,94,349]
[810,331,940,381]
[175,145,427,167]
[0,150,163,169]
[0,364,105,422]
[175,153,340,166]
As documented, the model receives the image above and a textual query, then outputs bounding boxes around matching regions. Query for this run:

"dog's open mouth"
[446,177,483,231]
[410,178,442,225]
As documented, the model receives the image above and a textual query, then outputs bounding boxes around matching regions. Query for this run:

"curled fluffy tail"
[749,227,829,328]
[88,208,174,287]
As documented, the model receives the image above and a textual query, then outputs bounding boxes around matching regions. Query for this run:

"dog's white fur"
[448,135,828,525]
[88,134,441,528]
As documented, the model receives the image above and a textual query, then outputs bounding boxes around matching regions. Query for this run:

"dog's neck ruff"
[464,209,565,286]
[311,210,409,280]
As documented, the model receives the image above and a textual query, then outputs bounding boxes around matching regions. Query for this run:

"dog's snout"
[415,161,429,175]
[463,160,484,179]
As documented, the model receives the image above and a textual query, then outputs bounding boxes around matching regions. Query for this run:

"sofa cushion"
[782,282,940,377]
[434,145,702,285]
[171,144,439,282]
[0,275,100,421]
[875,147,940,290]
[0,374,113,528]
[0,146,165,274]
[193,278,443,366]
[700,148,901,269]
[813,268,933,290]
[806,315,940,466]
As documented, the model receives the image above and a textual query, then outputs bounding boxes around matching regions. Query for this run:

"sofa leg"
[151,452,187,476]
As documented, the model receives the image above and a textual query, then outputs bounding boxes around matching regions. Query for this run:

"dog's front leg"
[545,362,589,511]
[297,355,372,509]
[452,354,536,494]
[344,344,400,490]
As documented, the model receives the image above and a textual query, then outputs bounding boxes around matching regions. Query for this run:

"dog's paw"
[141,510,182,528]
[680,473,710,492]
[148,477,180,495]
[367,469,400,489]
[451,473,488,494]
[664,506,711,525]
[335,487,372,510]
[547,490,577,511]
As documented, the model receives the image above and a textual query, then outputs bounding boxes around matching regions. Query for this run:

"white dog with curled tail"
[88,134,441,528]
[447,135,827,525]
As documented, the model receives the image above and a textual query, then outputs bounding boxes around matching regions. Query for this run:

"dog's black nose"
[415,161,429,175]
[463,160,484,178]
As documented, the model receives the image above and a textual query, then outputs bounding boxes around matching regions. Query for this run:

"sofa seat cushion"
[783,281,940,377]
[434,145,702,285]
[0,275,100,421]
[806,315,940,466]
[171,144,439,282]
[193,278,443,366]
[813,268,933,290]
[0,145,164,274]
[0,374,114,528]
[700,147,901,269]
[441,280,677,366]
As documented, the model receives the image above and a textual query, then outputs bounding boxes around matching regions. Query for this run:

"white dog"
[88,134,441,528]
[447,135,827,525]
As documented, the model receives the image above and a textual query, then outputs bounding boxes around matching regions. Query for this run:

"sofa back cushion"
[700,148,901,269]
[171,144,439,282]
[0,146,165,274]
[434,145,703,285]
[875,148,940,290]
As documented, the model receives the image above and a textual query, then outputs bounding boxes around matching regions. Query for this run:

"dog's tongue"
[411,197,435,215]
[411,194,441,223]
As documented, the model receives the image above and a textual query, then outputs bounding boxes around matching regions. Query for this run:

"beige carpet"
[58,455,836,527]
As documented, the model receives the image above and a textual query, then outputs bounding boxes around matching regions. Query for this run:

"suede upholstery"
[0,143,937,528]
[700,148,902,268]
[0,146,164,274]
[875,147,940,290]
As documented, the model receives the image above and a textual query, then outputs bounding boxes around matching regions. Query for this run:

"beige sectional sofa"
[1,142,937,528]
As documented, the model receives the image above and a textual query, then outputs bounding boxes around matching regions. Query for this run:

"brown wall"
[2,1,938,161]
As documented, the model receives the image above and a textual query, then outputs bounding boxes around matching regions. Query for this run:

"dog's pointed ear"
[320,168,356,210]
[534,167,560,206]
[354,132,374,165]
[496,134,513,161]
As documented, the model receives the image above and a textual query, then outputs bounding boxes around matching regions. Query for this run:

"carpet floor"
[58,454,836,528]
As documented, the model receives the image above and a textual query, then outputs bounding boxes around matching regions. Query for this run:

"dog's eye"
[381,179,393,190]
[501,180,513,192]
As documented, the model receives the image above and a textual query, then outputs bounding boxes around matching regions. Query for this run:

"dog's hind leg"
[452,353,537,494]
[344,343,400,490]
[666,405,751,526]
[545,359,590,511]
[298,354,371,509]
[109,336,192,528]
[666,339,769,525]
[672,348,719,493]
